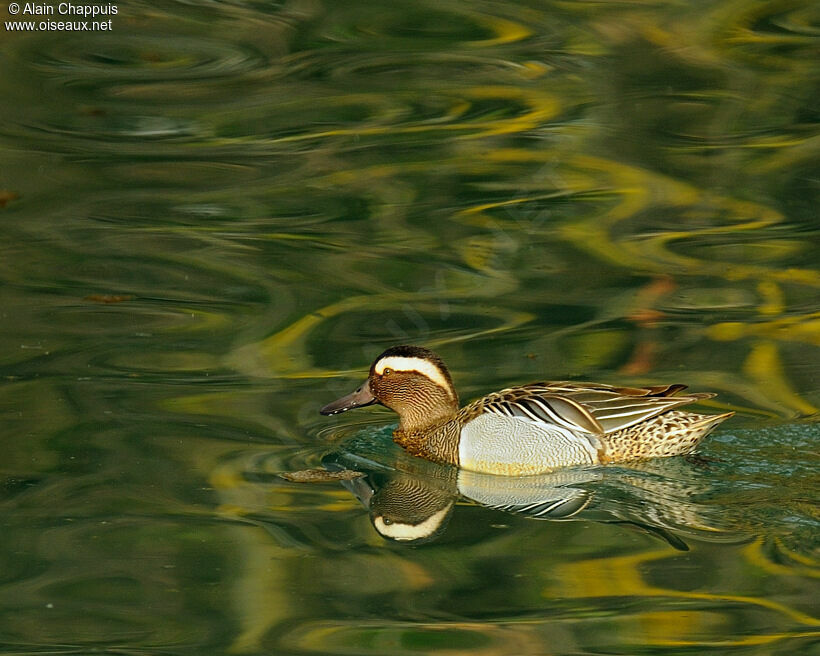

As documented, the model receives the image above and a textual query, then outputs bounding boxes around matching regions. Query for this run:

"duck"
[320,451,594,543]
[320,345,734,476]
[319,450,731,547]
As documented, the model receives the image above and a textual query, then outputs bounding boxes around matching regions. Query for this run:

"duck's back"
[601,409,733,463]
[456,381,733,475]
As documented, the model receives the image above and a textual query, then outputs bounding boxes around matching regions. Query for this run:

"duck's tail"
[602,410,734,463]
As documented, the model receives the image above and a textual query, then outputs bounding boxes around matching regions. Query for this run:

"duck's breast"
[458,413,599,475]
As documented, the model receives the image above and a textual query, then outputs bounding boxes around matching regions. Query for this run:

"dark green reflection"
[0,0,817,653]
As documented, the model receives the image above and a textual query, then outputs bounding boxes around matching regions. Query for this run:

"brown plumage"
[321,346,734,475]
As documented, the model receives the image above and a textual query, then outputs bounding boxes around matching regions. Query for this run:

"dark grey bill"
[320,382,376,415]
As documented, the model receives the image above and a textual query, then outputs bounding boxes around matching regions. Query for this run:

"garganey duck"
[320,345,733,476]
[320,451,729,546]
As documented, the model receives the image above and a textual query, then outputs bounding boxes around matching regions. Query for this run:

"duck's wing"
[472,382,714,436]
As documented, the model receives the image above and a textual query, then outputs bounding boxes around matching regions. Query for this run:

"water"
[1,0,818,654]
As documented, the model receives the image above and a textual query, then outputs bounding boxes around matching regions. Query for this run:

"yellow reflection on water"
[549,547,820,648]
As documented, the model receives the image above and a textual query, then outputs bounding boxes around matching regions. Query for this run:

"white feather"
[372,506,452,541]
[458,413,599,475]
[374,355,451,391]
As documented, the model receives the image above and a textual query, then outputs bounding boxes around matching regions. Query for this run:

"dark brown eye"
[383,368,393,375]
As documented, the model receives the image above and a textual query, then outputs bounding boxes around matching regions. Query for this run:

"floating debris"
[84,294,135,304]
[280,468,365,483]
[0,191,19,208]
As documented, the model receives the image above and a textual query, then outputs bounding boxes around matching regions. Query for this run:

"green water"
[1,0,818,654]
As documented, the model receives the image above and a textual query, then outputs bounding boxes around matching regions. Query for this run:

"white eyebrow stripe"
[374,356,451,391]
[373,506,451,541]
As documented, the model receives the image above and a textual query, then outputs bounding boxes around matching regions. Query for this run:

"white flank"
[458,414,599,475]
[374,355,451,391]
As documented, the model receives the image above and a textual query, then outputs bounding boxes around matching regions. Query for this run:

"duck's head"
[320,345,459,430]
[369,475,456,543]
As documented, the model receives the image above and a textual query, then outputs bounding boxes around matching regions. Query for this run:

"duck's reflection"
[319,452,741,548]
